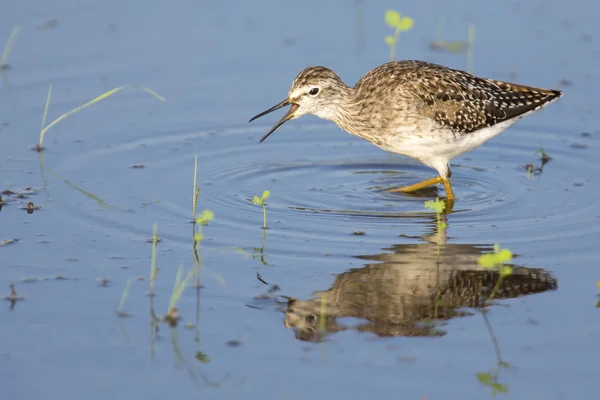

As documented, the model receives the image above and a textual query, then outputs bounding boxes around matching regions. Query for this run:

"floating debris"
[37,19,58,30]
[97,278,111,287]
[25,202,36,214]
[570,142,588,149]
[164,307,180,327]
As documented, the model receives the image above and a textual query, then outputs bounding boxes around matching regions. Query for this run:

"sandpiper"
[249,60,562,203]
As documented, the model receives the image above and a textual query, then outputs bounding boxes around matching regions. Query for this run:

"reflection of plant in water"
[384,10,414,61]
[116,278,134,317]
[478,244,513,302]
[424,198,447,255]
[36,84,164,151]
[424,198,448,319]
[475,244,514,395]
[253,229,269,266]
[252,190,270,229]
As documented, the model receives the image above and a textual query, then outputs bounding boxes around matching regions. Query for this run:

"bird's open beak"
[249,99,300,143]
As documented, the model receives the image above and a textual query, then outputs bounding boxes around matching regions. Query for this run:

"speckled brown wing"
[365,61,563,133]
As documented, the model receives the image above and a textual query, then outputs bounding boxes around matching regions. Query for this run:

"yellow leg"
[388,176,444,193]
[442,178,455,200]
[388,176,456,201]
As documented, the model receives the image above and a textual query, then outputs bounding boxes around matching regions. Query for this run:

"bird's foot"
[388,176,455,211]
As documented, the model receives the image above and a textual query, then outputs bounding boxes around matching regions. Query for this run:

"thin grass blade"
[39,85,165,147]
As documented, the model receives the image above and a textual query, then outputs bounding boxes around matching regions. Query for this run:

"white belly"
[377,118,519,164]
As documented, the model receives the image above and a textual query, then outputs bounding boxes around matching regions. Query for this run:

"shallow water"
[1,0,599,399]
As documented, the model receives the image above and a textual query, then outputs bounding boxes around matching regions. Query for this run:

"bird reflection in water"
[283,216,558,342]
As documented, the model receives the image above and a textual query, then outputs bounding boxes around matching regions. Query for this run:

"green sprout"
[384,10,414,61]
[252,190,270,229]
[37,84,165,151]
[1,25,20,71]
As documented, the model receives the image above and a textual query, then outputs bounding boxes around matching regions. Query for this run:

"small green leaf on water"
[596,281,600,290]
[195,209,214,225]
[424,199,446,214]
[384,35,396,46]
[500,266,513,277]
[491,383,508,394]
[398,17,414,31]
[261,190,270,201]
[252,195,261,205]
[194,233,203,241]
[384,10,401,28]
[195,351,211,363]
[476,372,493,385]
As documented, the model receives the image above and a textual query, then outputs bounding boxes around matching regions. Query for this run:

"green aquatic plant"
[194,209,214,242]
[37,84,165,151]
[1,25,20,71]
[384,10,414,61]
[252,190,270,229]
[476,366,509,395]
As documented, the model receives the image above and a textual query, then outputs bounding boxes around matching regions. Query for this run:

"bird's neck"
[316,87,369,136]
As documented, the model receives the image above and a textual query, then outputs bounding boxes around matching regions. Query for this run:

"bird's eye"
[309,87,319,96]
